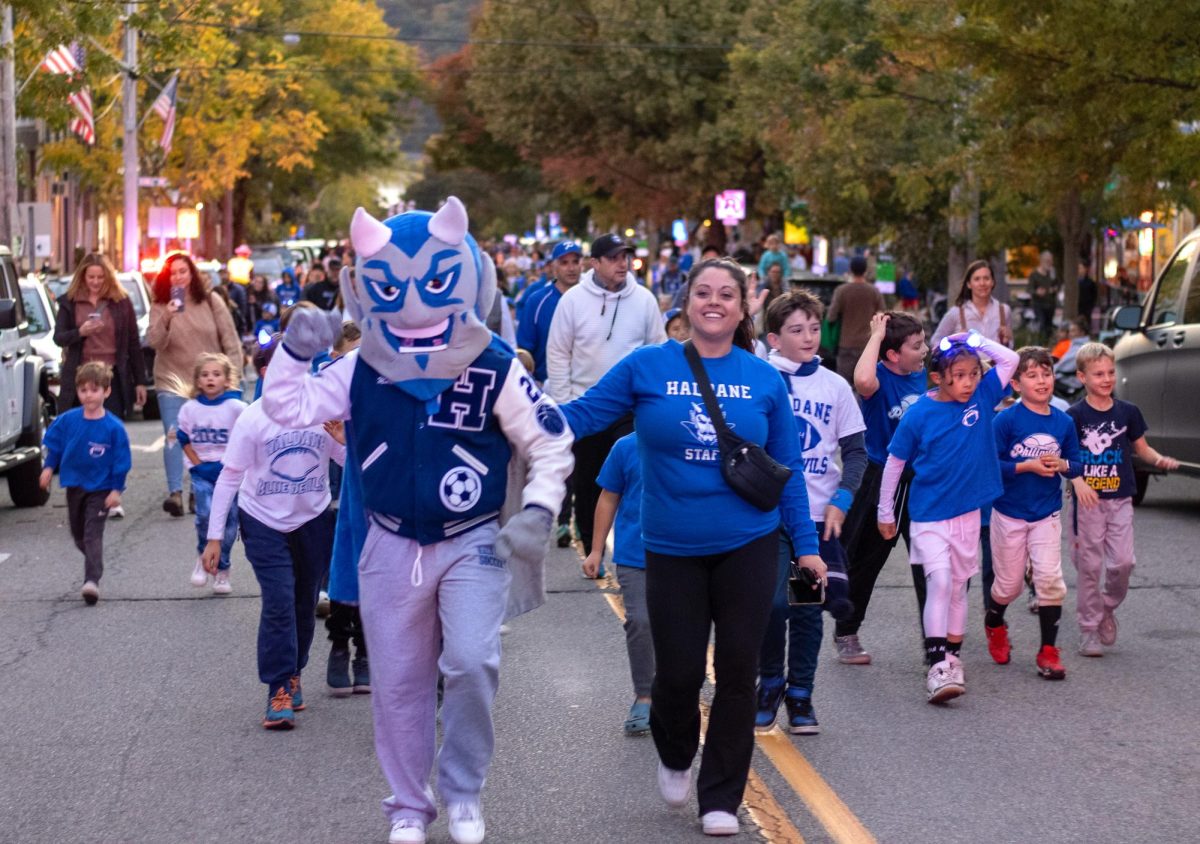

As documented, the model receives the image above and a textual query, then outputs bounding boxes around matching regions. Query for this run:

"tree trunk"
[946,172,979,302]
[231,179,248,251]
[1056,188,1085,321]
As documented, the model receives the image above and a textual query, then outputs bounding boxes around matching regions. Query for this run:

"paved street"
[2,418,1198,843]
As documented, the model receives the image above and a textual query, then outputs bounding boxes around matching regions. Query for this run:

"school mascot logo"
[342,197,498,398]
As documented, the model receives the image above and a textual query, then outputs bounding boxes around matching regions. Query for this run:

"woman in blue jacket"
[561,258,826,837]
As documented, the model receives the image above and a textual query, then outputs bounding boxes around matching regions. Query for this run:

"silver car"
[1112,225,1200,501]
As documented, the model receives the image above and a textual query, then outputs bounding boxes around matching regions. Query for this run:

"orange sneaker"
[985,623,1011,665]
[1036,645,1066,680]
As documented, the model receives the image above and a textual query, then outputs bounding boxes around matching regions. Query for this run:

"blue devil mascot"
[262,197,573,843]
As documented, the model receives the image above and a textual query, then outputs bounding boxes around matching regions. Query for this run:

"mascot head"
[342,197,497,398]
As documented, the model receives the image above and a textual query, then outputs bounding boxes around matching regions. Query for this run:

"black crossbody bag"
[682,341,792,512]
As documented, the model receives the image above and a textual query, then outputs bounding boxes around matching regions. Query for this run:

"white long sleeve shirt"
[544,270,666,403]
[207,401,345,539]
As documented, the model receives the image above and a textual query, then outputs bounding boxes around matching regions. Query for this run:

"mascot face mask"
[342,197,497,398]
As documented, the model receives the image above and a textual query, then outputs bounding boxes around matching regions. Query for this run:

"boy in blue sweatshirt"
[40,362,132,605]
[984,347,1093,679]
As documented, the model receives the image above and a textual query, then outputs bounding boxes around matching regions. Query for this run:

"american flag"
[40,43,94,145]
[151,72,178,153]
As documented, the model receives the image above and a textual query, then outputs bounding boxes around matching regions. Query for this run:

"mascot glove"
[495,505,554,569]
[282,307,340,361]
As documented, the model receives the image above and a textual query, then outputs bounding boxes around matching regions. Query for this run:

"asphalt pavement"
[1,418,1198,843]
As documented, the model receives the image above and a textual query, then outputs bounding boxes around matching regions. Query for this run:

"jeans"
[192,473,238,571]
[645,530,778,816]
[156,391,187,494]
[759,531,845,693]
[240,507,334,689]
[616,566,655,698]
[571,416,633,555]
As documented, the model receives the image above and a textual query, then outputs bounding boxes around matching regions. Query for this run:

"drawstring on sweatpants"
[411,545,424,587]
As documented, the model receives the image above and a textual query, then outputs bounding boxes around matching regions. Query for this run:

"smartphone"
[170,285,186,311]
[788,564,825,606]
[88,311,103,322]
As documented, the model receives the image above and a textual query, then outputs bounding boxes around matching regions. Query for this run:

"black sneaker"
[327,646,352,697]
[784,689,819,735]
[352,654,370,694]
[754,678,785,732]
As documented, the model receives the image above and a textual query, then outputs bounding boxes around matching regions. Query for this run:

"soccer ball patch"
[440,465,483,512]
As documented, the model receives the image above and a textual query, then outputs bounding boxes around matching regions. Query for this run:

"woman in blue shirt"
[561,258,825,837]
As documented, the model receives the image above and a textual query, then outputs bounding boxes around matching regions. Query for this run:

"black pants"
[836,460,926,638]
[571,415,633,554]
[645,530,778,815]
[326,599,367,653]
[66,487,110,584]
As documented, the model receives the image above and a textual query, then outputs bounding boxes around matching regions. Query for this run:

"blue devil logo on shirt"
[341,197,498,401]
[682,402,733,445]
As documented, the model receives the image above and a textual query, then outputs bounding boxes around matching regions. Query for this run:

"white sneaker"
[946,654,966,688]
[108,505,125,519]
[388,818,426,844]
[1078,631,1104,657]
[212,570,232,595]
[315,590,330,618]
[657,761,691,807]
[702,810,740,836]
[447,801,485,844]
[925,660,964,704]
[81,580,99,605]
[190,558,208,587]
[1098,609,1118,646]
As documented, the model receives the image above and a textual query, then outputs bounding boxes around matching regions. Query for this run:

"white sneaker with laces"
[448,801,485,844]
[190,558,208,587]
[946,654,966,689]
[658,761,691,807]
[925,660,964,704]
[702,810,740,836]
[1098,609,1118,646]
[212,570,232,595]
[388,818,426,844]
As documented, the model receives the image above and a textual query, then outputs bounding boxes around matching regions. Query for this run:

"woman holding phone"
[54,253,148,421]
[148,253,242,517]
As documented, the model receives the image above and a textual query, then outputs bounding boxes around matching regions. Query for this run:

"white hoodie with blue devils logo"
[206,400,346,538]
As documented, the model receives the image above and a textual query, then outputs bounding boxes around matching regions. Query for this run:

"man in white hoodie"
[546,233,666,559]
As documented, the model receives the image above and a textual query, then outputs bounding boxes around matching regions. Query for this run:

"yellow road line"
[590,575,806,844]
[704,645,876,844]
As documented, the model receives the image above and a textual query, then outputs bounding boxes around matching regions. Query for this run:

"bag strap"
[682,341,734,441]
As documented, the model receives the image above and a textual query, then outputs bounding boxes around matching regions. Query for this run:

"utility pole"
[121,1,138,271]
[0,6,19,253]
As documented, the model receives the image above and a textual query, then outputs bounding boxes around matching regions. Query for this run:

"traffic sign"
[715,190,746,225]
[138,177,169,188]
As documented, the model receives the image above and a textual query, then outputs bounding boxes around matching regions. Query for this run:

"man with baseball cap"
[546,233,665,564]
[517,240,584,547]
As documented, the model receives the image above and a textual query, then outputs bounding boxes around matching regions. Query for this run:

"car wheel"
[1132,469,1150,507]
[8,398,50,507]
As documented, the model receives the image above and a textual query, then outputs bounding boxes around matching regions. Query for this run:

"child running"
[177,352,247,594]
[984,347,1093,679]
[583,432,655,736]
[39,362,131,605]
[202,338,344,729]
[756,291,864,734]
[1068,342,1178,656]
[878,331,1018,703]
[836,312,928,664]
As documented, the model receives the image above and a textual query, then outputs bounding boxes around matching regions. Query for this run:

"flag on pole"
[151,72,179,153]
[40,43,94,145]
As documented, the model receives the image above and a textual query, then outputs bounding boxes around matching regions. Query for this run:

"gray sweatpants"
[617,566,655,698]
[66,487,109,584]
[358,521,510,826]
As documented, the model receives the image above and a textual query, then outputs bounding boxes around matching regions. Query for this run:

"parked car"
[117,272,159,420]
[0,247,50,506]
[1111,225,1200,504]
[18,278,61,415]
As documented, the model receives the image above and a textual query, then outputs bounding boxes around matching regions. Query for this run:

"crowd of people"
[34,219,1180,843]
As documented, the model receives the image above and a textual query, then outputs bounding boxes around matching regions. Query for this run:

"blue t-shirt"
[43,408,131,492]
[561,341,817,558]
[596,434,645,568]
[515,283,562,383]
[861,362,927,465]
[1067,398,1147,499]
[887,368,1006,522]
[993,401,1084,522]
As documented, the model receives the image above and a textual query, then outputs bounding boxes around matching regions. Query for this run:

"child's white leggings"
[910,511,981,639]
